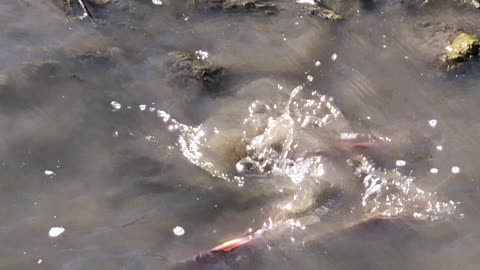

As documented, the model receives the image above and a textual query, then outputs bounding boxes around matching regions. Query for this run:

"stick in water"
[76,0,93,19]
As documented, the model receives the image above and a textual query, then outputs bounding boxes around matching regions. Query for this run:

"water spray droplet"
[173,226,185,236]
[48,227,65,238]
[395,160,406,167]
[110,101,121,110]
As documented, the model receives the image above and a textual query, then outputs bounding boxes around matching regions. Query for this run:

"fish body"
[169,216,419,270]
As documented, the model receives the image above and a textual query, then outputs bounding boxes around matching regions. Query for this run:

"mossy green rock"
[441,32,480,68]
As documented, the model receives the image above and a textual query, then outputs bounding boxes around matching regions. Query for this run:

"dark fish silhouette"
[168,215,421,270]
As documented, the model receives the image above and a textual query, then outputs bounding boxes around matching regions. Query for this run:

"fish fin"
[211,236,253,252]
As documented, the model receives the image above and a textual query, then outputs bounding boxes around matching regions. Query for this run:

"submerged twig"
[76,0,93,19]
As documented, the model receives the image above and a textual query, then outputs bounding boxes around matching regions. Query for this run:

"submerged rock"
[207,0,278,15]
[87,0,112,5]
[320,0,362,16]
[50,0,90,17]
[51,0,76,15]
[440,32,480,69]
[306,6,342,20]
[165,51,224,92]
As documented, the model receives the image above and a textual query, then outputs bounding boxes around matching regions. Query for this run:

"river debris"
[51,0,93,18]
[319,0,360,17]
[51,0,112,18]
[87,0,112,5]
[440,32,480,70]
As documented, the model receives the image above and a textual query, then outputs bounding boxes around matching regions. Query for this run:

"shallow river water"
[1,0,480,269]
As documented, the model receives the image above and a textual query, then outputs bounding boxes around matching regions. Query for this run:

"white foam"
[195,50,209,60]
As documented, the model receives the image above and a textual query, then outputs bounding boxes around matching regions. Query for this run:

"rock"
[440,32,480,69]
[62,35,121,59]
[87,0,112,5]
[320,0,361,17]
[306,6,342,20]
[207,0,278,15]
[50,0,74,14]
[165,51,224,92]
[50,0,89,17]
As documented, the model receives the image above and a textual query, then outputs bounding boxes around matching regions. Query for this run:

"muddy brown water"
[1,0,480,269]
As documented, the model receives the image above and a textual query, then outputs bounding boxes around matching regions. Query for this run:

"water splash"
[154,84,459,221]
[354,157,459,221]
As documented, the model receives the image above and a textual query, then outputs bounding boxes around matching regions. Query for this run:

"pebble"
[428,119,438,128]
[451,166,460,174]
[152,0,163,5]
[331,53,338,61]
[44,170,55,176]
